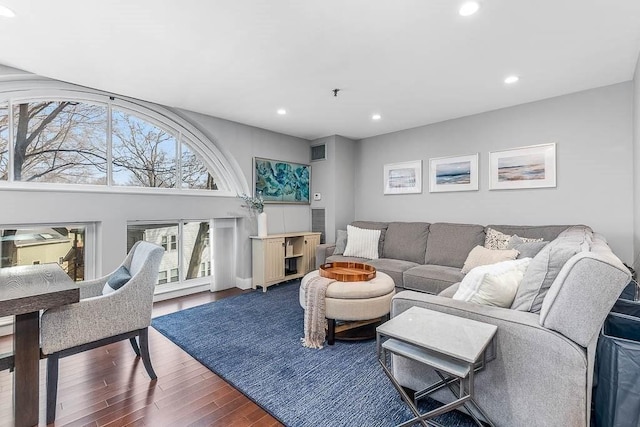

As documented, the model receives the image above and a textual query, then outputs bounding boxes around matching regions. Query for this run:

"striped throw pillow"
[343,225,381,259]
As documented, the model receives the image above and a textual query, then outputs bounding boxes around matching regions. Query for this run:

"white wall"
[354,83,634,263]
[633,54,640,269]
[0,69,312,285]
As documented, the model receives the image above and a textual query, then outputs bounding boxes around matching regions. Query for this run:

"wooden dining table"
[0,264,80,427]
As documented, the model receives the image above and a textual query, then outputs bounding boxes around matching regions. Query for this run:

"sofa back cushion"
[351,221,388,257]
[383,222,430,264]
[424,223,485,268]
[486,224,569,242]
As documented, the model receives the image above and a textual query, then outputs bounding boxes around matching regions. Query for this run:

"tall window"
[127,221,212,288]
[1,99,224,192]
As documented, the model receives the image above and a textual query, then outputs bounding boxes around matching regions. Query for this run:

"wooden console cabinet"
[251,232,321,292]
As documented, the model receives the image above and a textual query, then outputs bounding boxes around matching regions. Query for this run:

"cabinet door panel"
[264,238,285,282]
[304,234,321,273]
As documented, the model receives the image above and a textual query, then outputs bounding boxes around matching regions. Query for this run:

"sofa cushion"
[453,258,531,307]
[366,258,420,287]
[351,221,388,257]
[333,229,347,255]
[424,223,485,268]
[461,245,519,274]
[487,224,570,243]
[383,222,430,264]
[511,226,592,313]
[403,264,464,294]
[343,225,381,259]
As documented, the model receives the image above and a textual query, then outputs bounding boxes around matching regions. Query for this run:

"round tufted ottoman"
[300,270,395,345]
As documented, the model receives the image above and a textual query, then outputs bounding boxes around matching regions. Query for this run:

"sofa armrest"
[316,243,336,267]
[390,290,589,426]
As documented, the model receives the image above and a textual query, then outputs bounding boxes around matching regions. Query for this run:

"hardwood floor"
[0,289,284,426]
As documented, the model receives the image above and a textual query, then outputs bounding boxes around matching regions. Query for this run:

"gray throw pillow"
[333,229,347,255]
[507,236,549,259]
[102,265,131,295]
[511,237,585,313]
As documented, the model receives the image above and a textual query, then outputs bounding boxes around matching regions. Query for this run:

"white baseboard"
[235,277,252,290]
[153,283,211,302]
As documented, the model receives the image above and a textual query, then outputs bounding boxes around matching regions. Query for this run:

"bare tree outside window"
[13,102,108,184]
[182,143,218,190]
[112,110,177,188]
[0,105,7,180]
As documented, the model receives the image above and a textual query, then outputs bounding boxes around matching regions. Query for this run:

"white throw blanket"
[301,275,335,349]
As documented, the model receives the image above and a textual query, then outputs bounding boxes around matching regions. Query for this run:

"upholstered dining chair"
[40,241,164,424]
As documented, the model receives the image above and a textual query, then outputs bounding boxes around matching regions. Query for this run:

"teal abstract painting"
[254,157,310,203]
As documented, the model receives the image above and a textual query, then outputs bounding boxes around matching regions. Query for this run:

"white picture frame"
[489,143,556,190]
[383,160,422,195]
[429,153,479,193]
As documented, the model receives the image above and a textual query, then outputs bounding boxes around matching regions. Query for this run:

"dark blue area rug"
[152,281,476,427]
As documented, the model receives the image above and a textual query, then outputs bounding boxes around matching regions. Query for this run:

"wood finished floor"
[0,289,284,427]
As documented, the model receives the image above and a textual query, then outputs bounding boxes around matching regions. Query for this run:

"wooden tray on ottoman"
[319,262,376,282]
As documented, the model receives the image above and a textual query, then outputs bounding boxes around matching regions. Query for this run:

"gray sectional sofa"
[315,221,630,427]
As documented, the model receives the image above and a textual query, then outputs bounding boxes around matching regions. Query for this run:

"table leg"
[14,311,40,427]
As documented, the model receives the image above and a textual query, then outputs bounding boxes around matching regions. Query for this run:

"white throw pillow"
[453,258,531,307]
[461,245,520,274]
[342,225,381,259]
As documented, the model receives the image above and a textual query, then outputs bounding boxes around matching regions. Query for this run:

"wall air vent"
[311,209,326,244]
[311,144,326,161]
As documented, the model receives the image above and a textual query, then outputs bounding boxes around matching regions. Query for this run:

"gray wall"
[0,68,311,285]
[633,55,640,269]
[354,83,634,263]
[310,135,356,243]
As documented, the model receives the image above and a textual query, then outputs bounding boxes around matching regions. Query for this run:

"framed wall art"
[429,153,479,193]
[489,143,556,190]
[254,157,310,203]
[383,160,422,195]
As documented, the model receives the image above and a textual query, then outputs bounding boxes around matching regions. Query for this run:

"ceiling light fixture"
[504,75,520,84]
[372,114,381,121]
[0,5,15,17]
[277,109,287,115]
[459,2,480,17]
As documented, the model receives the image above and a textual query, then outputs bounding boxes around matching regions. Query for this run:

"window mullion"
[177,132,182,189]
[7,100,14,182]
[107,103,113,186]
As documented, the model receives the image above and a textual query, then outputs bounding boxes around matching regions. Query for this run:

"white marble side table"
[376,306,497,427]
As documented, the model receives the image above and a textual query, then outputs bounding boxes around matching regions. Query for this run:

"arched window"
[0,90,243,194]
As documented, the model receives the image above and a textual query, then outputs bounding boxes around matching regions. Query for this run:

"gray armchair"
[40,241,164,424]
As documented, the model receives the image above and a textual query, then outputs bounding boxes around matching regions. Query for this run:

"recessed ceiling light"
[277,109,287,115]
[0,5,15,18]
[372,114,381,121]
[459,2,480,17]
[504,75,520,84]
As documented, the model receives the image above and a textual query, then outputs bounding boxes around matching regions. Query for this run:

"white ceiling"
[1,1,639,141]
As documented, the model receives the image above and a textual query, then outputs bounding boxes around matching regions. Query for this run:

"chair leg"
[138,328,157,380]
[46,354,60,425]
[129,337,141,356]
